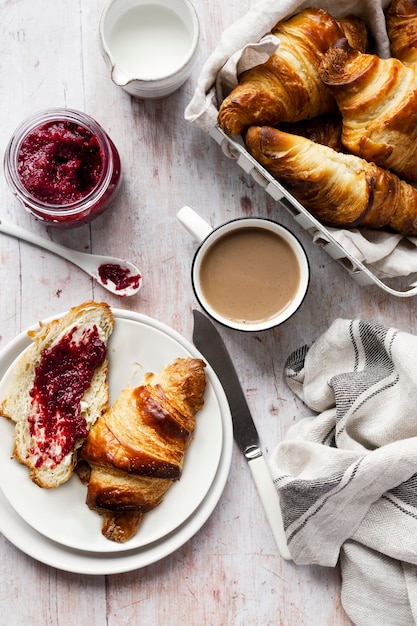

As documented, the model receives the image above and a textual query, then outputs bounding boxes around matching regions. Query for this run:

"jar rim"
[4,108,115,218]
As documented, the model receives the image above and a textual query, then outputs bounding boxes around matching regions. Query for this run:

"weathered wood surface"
[0,2,414,624]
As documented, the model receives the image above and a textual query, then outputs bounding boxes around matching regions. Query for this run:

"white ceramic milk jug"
[99,0,200,99]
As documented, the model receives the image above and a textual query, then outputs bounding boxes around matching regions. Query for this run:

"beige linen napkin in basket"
[269,319,417,626]
[185,0,417,281]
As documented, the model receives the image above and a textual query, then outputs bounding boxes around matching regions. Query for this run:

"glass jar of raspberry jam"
[4,108,122,228]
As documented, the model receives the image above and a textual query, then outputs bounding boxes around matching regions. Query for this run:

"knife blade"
[192,310,291,560]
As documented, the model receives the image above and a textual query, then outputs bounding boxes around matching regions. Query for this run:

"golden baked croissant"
[78,357,207,542]
[217,8,369,136]
[318,38,417,182]
[244,125,417,236]
[277,113,344,152]
[386,0,417,65]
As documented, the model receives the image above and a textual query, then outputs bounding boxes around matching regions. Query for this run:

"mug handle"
[176,206,213,243]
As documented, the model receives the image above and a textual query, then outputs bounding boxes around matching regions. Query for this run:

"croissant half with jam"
[386,0,417,65]
[318,38,417,182]
[217,8,369,136]
[78,357,207,542]
[244,125,417,236]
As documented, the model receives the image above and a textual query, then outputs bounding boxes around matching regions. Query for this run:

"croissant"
[277,113,344,152]
[244,125,417,236]
[217,8,369,136]
[318,38,417,182]
[78,357,207,542]
[386,0,417,65]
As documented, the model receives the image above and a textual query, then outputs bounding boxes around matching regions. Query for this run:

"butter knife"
[192,310,291,560]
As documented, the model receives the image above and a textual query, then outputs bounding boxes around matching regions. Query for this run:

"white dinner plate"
[0,309,233,569]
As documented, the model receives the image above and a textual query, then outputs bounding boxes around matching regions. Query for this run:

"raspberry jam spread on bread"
[0,301,114,489]
[28,325,107,469]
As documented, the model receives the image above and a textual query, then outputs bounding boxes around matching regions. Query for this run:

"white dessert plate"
[0,309,227,555]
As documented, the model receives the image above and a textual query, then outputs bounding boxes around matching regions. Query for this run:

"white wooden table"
[0,1,415,624]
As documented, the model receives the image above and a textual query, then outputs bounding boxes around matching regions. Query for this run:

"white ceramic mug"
[177,206,310,332]
[99,0,200,99]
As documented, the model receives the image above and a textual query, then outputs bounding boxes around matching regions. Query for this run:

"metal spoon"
[0,217,142,297]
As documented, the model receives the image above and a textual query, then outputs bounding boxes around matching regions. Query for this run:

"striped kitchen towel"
[270,319,417,626]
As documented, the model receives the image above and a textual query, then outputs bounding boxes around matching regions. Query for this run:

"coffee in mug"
[177,207,309,331]
[199,226,301,324]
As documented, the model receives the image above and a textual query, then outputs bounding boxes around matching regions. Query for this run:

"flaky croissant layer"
[244,125,417,236]
[78,356,207,542]
[386,0,417,65]
[217,8,369,135]
[318,39,417,182]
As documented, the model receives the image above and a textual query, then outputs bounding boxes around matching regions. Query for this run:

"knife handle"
[248,455,292,560]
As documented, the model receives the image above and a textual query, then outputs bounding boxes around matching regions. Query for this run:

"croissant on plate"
[318,38,417,182]
[386,0,417,65]
[244,125,417,236]
[78,357,207,542]
[217,8,369,136]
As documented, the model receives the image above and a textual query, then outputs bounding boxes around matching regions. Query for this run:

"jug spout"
[111,66,131,87]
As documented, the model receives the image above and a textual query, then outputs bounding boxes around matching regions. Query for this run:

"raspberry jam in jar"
[4,108,121,228]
